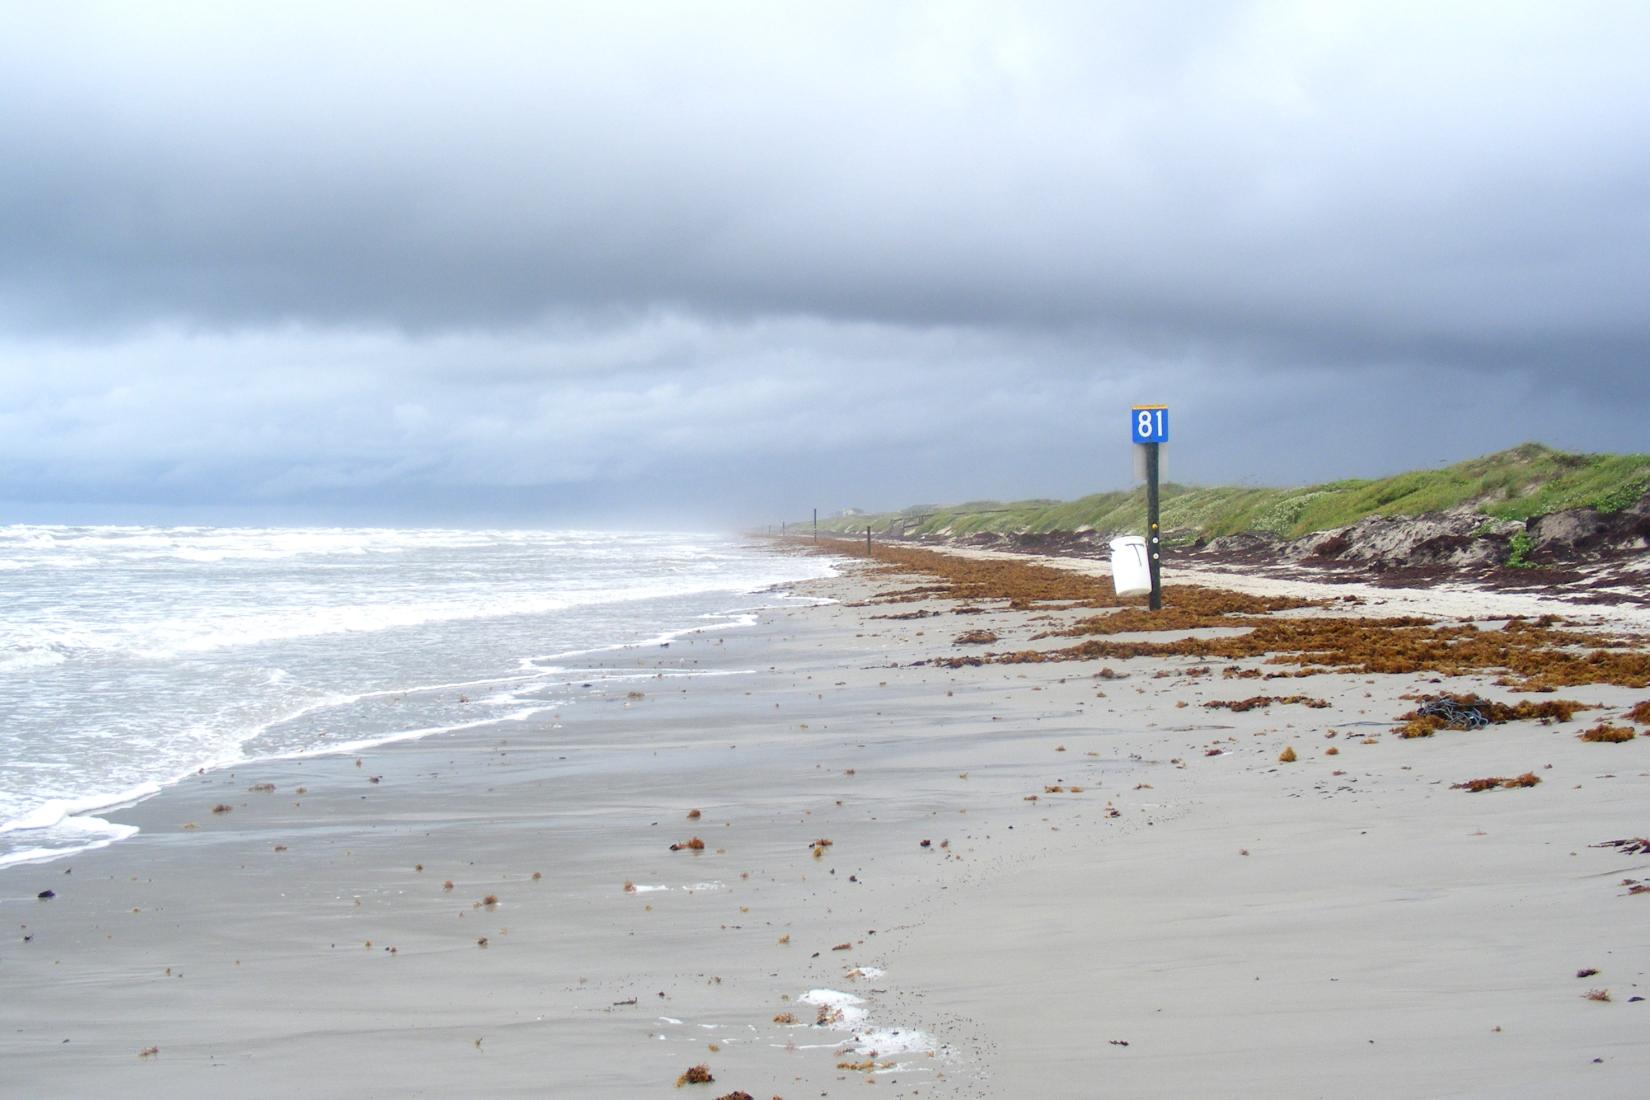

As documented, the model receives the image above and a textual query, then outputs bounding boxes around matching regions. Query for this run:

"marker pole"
[1144,441,1162,610]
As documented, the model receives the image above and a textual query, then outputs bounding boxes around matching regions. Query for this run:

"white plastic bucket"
[1109,535,1152,597]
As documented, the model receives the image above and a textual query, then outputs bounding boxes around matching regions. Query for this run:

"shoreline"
[0,573,835,872]
[3,548,1648,1096]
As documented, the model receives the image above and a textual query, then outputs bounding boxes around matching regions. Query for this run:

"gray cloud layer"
[2,2,1647,524]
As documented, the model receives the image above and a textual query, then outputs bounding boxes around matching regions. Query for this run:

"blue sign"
[1131,405,1168,444]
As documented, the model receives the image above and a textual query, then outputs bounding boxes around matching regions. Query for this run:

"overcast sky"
[2,1,1647,528]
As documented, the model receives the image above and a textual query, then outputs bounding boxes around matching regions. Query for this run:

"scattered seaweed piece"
[954,629,999,645]
[670,837,706,852]
[1583,988,1611,1002]
[713,1092,753,1100]
[675,1064,714,1086]
[1204,695,1329,712]
[1278,746,1297,763]
[837,1060,891,1072]
[1579,724,1636,743]
[211,803,233,814]
[1627,700,1650,724]
[1452,773,1541,792]
[687,808,702,820]
[138,1046,159,1059]
[247,783,275,793]
[1577,967,1600,978]
[1591,837,1650,855]
[773,1012,797,1024]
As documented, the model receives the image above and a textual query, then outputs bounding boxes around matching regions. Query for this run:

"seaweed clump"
[675,1064,714,1086]
[1579,724,1636,743]
[1395,695,1591,738]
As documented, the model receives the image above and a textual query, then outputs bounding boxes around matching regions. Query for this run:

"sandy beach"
[4,543,1648,1098]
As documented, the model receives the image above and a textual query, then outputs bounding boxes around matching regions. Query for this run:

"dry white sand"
[2,551,1647,1098]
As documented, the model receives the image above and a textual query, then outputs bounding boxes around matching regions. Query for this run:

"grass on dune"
[810,443,1650,543]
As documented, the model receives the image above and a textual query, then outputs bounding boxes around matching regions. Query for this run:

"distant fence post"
[813,508,818,543]
[865,526,871,554]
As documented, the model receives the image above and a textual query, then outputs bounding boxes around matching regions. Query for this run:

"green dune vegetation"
[811,444,1650,545]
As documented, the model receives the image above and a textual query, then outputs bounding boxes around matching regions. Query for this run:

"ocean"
[0,525,834,869]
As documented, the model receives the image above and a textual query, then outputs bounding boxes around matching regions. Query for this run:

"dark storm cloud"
[2,2,1648,522]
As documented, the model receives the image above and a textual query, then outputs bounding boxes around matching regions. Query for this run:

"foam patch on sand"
[799,988,869,1027]
[798,982,938,1066]
[626,881,725,894]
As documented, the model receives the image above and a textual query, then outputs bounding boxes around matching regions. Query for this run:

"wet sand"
[3,552,1648,1098]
